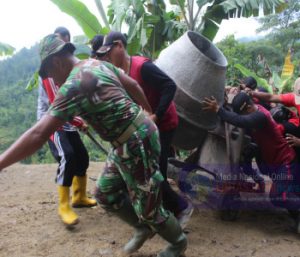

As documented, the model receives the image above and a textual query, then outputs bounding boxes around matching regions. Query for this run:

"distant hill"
[0,45,40,87]
[0,46,107,163]
[237,35,264,43]
[0,46,39,157]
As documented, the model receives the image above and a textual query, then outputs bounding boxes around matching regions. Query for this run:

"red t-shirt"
[252,105,296,166]
[280,93,300,127]
[43,78,84,129]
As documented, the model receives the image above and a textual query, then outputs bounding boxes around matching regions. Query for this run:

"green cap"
[38,34,75,78]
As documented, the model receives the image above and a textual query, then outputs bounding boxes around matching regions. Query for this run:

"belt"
[111,110,145,148]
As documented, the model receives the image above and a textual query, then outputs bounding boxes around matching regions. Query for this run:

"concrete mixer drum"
[156,31,228,150]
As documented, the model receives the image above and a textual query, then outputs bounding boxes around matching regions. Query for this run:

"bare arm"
[251,91,281,103]
[118,72,152,114]
[0,115,64,171]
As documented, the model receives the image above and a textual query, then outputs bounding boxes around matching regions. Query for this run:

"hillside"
[0,46,39,157]
[0,47,107,163]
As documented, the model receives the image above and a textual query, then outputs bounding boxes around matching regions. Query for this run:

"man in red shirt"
[251,78,300,126]
[250,78,300,159]
[203,92,300,233]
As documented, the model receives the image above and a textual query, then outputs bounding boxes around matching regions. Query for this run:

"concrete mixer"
[156,30,227,150]
[156,31,273,221]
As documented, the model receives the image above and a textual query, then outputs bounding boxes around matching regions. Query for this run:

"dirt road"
[1,163,300,257]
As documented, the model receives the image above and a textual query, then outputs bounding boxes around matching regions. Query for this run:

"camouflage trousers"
[94,118,169,226]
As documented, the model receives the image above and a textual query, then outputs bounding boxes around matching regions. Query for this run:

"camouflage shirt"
[49,59,140,142]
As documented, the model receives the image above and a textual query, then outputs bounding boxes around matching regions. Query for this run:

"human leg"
[94,158,153,254]
[57,186,79,226]
[155,214,187,257]
[160,130,192,227]
[68,131,96,207]
[269,163,300,209]
[269,162,300,232]
[113,121,186,256]
[241,142,265,192]
[51,131,79,225]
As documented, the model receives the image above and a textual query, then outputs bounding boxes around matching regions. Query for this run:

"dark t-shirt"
[141,61,176,119]
[218,104,295,166]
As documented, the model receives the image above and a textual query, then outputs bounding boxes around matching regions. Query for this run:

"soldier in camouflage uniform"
[0,34,187,257]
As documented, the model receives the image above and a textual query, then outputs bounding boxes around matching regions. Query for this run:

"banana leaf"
[0,42,15,57]
[50,0,105,39]
[234,63,273,93]
[26,71,40,91]
[272,72,293,93]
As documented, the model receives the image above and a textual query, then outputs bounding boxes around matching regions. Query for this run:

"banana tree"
[272,49,295,93]
[272,72,293,93]
[234,47,296,94]
[170,0,287,41]
[107,0,185,57]
[234,63,273,92]
[50,0,287,59]
[50,0,109,39]
[0,42,15,57]
[106,0,287,55]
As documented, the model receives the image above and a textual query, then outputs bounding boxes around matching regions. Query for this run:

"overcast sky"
[0,0,261,52]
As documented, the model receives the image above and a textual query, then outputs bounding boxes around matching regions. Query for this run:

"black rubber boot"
[155,214,187,257]
[113,198,153,254]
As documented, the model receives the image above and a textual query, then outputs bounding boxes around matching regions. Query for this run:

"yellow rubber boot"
[58,186,79,226]
[72,175,97,208]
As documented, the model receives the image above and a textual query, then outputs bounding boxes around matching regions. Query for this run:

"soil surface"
[1,163,300,257]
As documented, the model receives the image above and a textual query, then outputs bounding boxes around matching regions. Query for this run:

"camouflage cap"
[39,33,75,62]
[38,34,75,78]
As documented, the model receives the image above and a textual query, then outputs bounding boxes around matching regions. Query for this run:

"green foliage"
[108,0,176,57]
[216,35,252,86]
[26,71,39,91]
[50,0,107,39]
[0,45,40,87]
[221,0,285,17]
[234,63,273,92]
[0,86,38,154]
[217,34,298,94]
[272,72,293,93]
[0,46,40,161]
[0,42,15,56]
[245,42,284,75]
[94,0,110,27]
[74,43,92,59]
[257,0,300,52]
[175,0,286,41]
[49,0,286,57]
[0,46,109,164]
